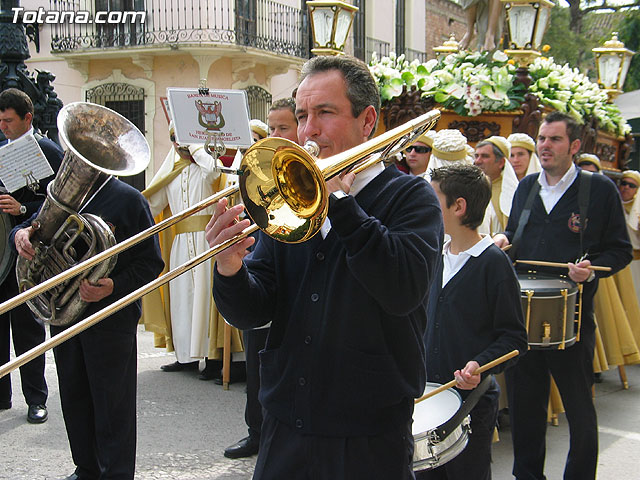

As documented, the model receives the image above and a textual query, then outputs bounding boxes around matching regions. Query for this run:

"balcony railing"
[49,0,309,58]
[403,48,427,63]
[366,37,389,62]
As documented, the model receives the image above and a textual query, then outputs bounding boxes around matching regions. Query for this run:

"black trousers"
[415,382,499,480]
[244,327,269,439]
[506,329,597,480]
[51,317,138,480]
[0,274,47,406]
[253,410,416,480]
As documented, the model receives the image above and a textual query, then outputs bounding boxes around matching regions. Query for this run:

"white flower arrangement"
[369,50,526,117]
[528,57,631,137]
[369,51,631,137]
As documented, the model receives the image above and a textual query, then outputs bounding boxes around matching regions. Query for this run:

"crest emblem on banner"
[195,99,225,130]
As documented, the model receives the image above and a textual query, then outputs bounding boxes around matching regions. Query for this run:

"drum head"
[518,272,578,295]
[0,211,16,285]
[413,382,463,435]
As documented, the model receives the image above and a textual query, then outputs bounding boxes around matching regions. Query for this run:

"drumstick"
[415,350,520,404]
[516,260,611,272]
[501,245,512,252]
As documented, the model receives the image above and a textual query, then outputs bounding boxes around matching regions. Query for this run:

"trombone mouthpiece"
[303,141,320,157]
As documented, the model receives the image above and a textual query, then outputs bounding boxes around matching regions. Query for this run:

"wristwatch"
[19,204,26,215]
[329,189,349,206]
[586,270,596,283]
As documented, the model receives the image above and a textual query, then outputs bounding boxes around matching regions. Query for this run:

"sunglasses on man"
[405,145,431,154]
[620,180,638,189]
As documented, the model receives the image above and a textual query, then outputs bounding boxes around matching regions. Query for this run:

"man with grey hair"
[206,55,443,479]
[475,136,517,234]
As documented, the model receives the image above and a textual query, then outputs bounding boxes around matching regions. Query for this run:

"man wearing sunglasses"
[403,134,433,178]
[619,172,640,203]
[619,170,640,304]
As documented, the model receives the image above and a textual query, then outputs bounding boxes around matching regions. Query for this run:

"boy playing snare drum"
[417,164,527,479]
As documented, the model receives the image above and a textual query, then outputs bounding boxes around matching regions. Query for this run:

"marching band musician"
[206,55,443,479]
[12,173,163,480]
[142,123,244,381]
[224,98,300,461]
[418,164,527,480]
[0,88,63,424]
[494,111,632,480]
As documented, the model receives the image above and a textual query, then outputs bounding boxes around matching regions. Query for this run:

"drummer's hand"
[454,361,481,390]
[14,227,36,260]
[205,197,255,277]
[568,259,592,283]
[492,233,510,249]
[0,194,21,216]
[79,278,114,302]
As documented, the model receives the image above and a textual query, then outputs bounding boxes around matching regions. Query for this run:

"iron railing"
[403,48,427,63]
[49,0,309,58]
[366,36,389,63]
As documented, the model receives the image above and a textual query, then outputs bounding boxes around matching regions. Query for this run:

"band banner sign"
[167,88,253,148]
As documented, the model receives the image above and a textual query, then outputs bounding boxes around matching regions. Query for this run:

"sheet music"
[0,134,53,193]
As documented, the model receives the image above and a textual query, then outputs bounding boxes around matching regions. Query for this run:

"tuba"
[15,102,150,326]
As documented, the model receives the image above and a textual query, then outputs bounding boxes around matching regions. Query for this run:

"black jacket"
[214,165,443,436]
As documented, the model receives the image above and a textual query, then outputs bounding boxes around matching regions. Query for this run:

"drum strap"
[578,170,592,258]
[509,179,541,261]
[433,375,492,442]
[510,171,592,261]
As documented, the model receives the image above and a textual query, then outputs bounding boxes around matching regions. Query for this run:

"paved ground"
[1,326,639,479]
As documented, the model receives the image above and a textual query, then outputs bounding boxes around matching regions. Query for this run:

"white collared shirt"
[442,235,493,287]
[537,164,579,214]
[320,162,385,239]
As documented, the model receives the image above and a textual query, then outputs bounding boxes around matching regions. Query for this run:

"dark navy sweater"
[213,165,443,436]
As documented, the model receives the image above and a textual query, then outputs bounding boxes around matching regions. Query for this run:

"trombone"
[0,109,440,378]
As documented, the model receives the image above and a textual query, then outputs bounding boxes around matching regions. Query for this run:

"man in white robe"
[142,125,242,377]
[475,136,518,236]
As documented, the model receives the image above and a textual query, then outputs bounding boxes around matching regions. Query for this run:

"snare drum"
[517,272,583,350]
[413,383,470,471]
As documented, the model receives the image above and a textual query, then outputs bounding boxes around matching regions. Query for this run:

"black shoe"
[213,362,247,385]
[0,400,11,410]
[224,436,259,459]
[160,361,199,372]
[594,372,603,383]
[199,359,223,381]
[27,404,48,424]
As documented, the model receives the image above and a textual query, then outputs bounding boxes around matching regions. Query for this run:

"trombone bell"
[239,138,327,243]
[238,109,441,244]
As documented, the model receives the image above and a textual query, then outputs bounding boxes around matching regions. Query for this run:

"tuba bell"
[15,102,150,326]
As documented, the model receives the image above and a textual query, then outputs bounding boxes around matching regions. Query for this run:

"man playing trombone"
[206,55,443,479]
